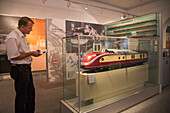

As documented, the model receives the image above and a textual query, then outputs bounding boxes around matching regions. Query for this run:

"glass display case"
[162,48,170,87]
[163,48,170,57]
[62,35,160,113]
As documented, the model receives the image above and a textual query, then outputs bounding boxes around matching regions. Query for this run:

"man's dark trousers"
[10,64,35,113]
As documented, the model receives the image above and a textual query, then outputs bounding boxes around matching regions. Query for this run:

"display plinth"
[76,64,148,102]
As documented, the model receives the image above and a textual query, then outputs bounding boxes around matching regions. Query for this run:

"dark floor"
[0,74,63,113]
[0,73,170,113]
[122,86,170,113]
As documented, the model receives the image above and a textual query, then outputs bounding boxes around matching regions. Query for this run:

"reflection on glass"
[62,36,159,112]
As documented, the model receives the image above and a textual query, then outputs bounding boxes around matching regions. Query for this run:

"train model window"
[118,57,120,59]
[131,55,135,59]
[101,58,104,61]
[143,54,145,57]
[140,54,142,58]
[123,51,126,54]
[123,56,125,59]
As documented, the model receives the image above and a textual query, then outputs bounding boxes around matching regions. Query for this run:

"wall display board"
[46,18,65,82]
[27,18,46,71]
[0,15,46,73]
[105,13,160,38]
[0,15,19,73]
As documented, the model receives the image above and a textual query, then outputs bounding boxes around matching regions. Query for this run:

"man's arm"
[5,37,41,61]
[11,51,41,60]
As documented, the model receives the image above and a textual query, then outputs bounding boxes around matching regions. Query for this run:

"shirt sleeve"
[5,38,20,59]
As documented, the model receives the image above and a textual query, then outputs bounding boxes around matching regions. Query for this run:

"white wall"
[0,0,170,47]
[0,0,124,24]
[1,0,170,24]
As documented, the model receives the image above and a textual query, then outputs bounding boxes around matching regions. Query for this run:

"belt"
[12,64,31,67]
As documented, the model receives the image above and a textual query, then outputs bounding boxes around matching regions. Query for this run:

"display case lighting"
[85,7,88,10]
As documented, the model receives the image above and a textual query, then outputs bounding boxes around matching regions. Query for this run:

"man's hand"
[31,51,42,57]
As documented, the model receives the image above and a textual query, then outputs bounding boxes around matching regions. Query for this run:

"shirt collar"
[15,28,26,38]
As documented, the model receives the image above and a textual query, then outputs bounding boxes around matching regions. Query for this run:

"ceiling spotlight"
[42,0,47,4]
[84,3,88,10]
[121,14,126,19]
[100,9,103,15]
[67,0,71,8]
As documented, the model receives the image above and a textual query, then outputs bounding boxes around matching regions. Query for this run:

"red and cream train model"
[80,49,148,70]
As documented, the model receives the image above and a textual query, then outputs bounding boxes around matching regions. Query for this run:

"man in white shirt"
[5,17,41,113]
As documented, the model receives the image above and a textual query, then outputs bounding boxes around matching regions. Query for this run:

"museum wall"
[0,0,125,24]
[0,0,170,34]
[0,0,125,77]
[0,0,170,47]
[0,0,169,80]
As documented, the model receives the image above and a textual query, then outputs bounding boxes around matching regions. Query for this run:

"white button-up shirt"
[5,28,32,64]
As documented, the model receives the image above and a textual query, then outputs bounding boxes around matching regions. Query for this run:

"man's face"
[23,21,33,34]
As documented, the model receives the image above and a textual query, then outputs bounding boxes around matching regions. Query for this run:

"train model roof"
[101,49,137,54]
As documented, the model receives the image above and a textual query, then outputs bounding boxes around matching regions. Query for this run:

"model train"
[80,49,148,71]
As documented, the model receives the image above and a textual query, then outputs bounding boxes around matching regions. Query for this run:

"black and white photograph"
[66,20,104,37]
[0,15,19,73]
[0,35,6,55]
[0,15,19,55]
[66,20,105,53]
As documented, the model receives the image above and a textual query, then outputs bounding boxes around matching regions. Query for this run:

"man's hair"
[18,17,34,28]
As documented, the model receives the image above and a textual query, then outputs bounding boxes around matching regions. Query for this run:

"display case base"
[76,64,149,102]
[60,84,159,113]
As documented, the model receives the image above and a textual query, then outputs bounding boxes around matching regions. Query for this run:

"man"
[5,17,41,113]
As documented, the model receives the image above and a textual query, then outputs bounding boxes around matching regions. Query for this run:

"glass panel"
[62,35,159,112]
[62,36,80,112]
